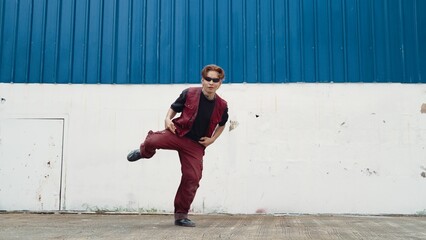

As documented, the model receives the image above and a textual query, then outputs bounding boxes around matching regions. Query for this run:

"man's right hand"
[165,118,176,134]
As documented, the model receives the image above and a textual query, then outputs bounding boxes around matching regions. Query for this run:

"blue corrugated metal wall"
[0,0,425,84]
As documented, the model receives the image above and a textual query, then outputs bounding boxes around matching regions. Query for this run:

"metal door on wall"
[0,118,64,211]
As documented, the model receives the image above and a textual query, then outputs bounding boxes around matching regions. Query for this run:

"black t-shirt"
[171,89,229,141]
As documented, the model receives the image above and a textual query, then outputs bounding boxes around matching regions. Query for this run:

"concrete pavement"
[1,213,426,239]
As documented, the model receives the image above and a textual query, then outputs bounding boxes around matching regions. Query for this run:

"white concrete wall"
[1,83,425,215]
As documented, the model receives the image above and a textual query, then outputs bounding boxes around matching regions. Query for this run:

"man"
[127,64,228,227]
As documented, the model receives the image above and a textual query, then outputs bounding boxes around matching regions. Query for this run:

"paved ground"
[1,213,426,240]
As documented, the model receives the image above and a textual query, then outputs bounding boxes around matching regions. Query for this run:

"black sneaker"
[174,218,196,227]
[127,149,142,162]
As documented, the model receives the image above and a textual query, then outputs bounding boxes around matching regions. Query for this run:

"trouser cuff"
[174,213,188,220]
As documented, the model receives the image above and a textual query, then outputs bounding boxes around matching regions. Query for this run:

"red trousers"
[140,130,205,220]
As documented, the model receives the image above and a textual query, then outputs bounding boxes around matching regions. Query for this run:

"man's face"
[201,70,222,95]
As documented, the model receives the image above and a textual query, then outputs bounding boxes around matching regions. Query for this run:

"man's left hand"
[199,137,214,147]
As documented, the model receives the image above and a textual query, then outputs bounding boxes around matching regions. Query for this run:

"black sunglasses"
[204,76,221,83]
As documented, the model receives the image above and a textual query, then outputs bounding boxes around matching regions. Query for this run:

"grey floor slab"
[1,213,425,240]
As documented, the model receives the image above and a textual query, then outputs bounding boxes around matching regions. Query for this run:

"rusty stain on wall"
[421,104,426,113]
[256,208,267,214]
[229,120,239,131]
[361,168,378,176]
[421,166,426,178]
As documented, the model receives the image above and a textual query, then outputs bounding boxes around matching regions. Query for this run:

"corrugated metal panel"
[0,0,425,84]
